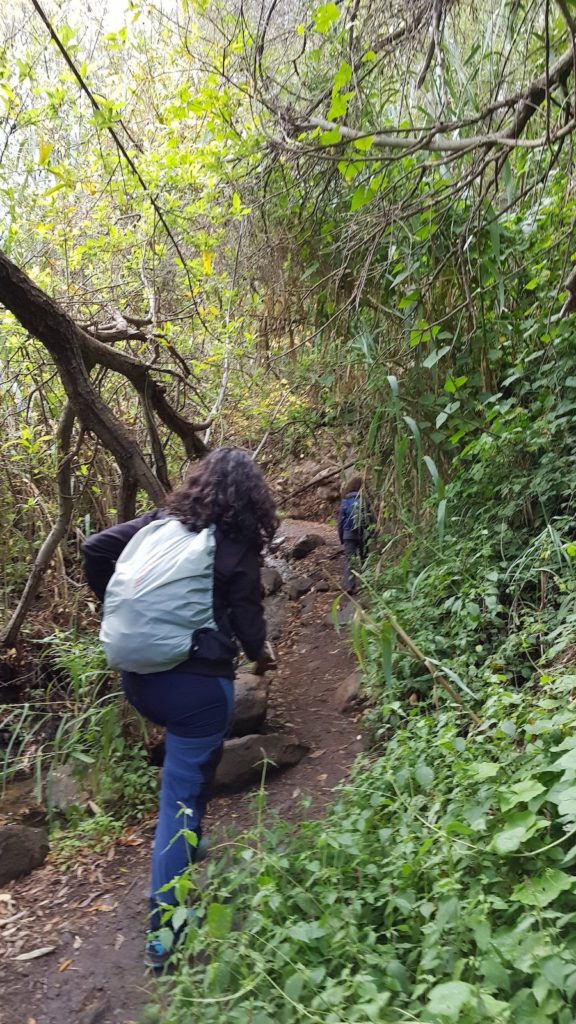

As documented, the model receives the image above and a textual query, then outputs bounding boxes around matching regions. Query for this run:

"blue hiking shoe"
[145,936,172,973]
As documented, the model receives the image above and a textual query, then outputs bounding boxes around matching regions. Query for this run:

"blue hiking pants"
[342,538,362,593]
[122,670,234,931]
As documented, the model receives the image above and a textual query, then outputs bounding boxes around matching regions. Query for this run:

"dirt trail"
[0,521,363,1024]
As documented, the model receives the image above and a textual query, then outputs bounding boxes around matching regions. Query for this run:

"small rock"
[287,576,314,600]
[81,991,111,1024]
[270,535,286,553]
[46,765,85,811]
[261,566,283,597]
[300,594,317,617]
[289,534,326,560]
[335,669,362,713]
[215,733,309,790]
[326,601,355,628]
[0,825,49,885]
[314,579,331,592]
[82,995,110,1024]
[230,673,270,737]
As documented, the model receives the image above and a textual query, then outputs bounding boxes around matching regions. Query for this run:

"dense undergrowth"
[1,631,156,857]
[150,362,576,1022]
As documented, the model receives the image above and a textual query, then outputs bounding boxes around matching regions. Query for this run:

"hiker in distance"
[337,475,374,595]
[82,448,278,969]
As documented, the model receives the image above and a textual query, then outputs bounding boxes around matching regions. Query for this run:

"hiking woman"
[82,448,277,967]
[337,475,374,594]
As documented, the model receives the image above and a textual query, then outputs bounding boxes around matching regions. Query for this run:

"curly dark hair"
[165,448,278,550]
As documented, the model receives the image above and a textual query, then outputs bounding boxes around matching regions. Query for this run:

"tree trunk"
[0,249,166,504]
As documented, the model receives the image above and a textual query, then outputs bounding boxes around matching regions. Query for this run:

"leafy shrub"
[159,675,576,1023]
[1,629,156,822]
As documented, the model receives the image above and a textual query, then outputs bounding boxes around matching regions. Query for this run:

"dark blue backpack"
[340,493,361,539]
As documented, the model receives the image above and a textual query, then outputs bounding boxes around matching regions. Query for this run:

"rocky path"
[0,521,363,1024]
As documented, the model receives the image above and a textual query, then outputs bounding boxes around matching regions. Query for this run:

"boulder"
[287,576,314,601]
[230,673,270,737]
[0,825,49,885]
[215,733,309,791]
[261,566,283,597]
[318,480,341,502]
[264,593,288,640]
[289,534,326,560]
[46,765,85,811]
[335,669,362,713]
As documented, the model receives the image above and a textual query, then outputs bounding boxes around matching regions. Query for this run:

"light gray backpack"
[100,518,217,674]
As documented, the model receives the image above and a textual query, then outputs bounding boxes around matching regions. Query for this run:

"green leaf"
[549,746,576,774]
[171,905,189,933]
[387,374,399,397]
[403,415,421,456]
[353,135,374,152]
[38,139,53,167]
[70,750,95,764]
[320,127,342,146]
[437,498,447,543]
[423,456,444,497]
[489,810,542,855]
[541,955,571,989]
[525,277,539,290]
[499,778,546,811]
[423,345,451,369]
[206,903,233,939]
[284,973,305,1001]
[287,920,327,942]
[415,763,434,789]
[333,61,352,90]
[473,762,500,781]
[158,927,174,951]
[328,91,353,119]
[181,828,198,848]
[58,23,76,46]
[511,869,574,908]
[313,2,341,32]
[350,185,371,211]
[338,158,363,181]
[426,981,475,1020]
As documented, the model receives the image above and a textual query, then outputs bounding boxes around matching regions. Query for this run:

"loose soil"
[0,520,363,1024]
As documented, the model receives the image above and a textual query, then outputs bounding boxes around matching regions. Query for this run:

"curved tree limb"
[289,46,575,156]
[0,250,207,500]
[81,332,208,457]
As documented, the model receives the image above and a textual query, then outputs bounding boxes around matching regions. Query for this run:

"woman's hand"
[252,641,277,675]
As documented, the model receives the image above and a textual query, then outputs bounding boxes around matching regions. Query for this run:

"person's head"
[342,474,363,498]
[166,447,278,550]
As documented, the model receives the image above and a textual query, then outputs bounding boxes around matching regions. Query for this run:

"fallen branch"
[384,608,481,726]
[276,461,356,506]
